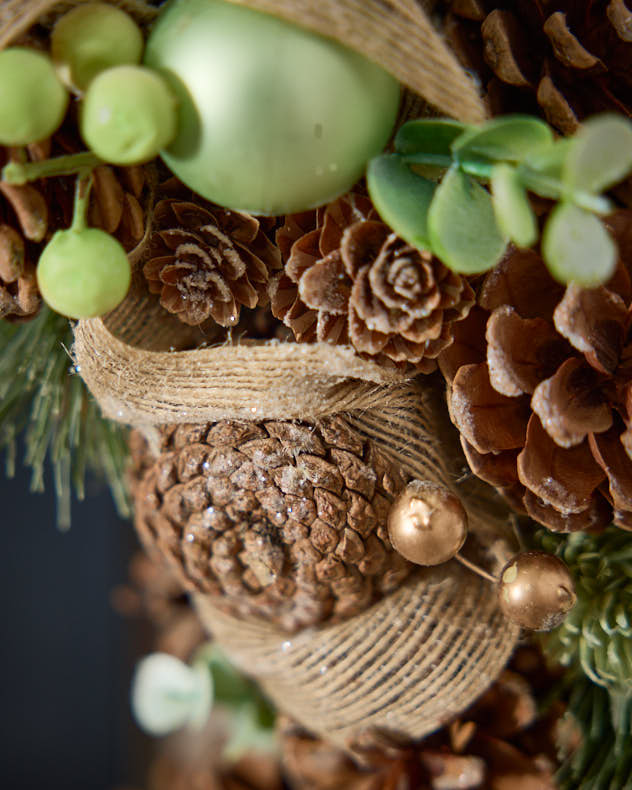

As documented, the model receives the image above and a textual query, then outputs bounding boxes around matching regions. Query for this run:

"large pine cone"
[439,210,632,533]
[133,417,413,632]
[442,0,632,135]
[269,193,474,374]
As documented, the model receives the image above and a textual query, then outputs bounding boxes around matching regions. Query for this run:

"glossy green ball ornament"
[80,65,178,165]
[144,0,401,215]
[0,48,68,145]
[37,227,131,318]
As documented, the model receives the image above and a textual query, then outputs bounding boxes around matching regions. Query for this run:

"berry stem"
[1,152,101,185]
[70,173,93,233]
[454,552,498,583]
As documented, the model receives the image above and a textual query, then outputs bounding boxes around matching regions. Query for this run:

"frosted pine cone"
[442,0,632,135]
[270,193,474,373]
[440,211,632,532]
[133,417,413,632]
[143,192,281,327]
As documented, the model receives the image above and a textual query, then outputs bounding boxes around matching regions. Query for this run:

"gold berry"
[498,551,576,631]
[387,480,468,566]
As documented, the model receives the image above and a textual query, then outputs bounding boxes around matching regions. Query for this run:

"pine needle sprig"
[536,528,632,789]
[0,308,130,528]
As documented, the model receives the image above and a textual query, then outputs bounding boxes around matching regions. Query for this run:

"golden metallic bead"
[497,551,576,631]
[387,480,468,566]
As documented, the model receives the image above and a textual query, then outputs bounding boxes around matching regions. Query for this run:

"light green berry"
[37,227,131,318]
[80,64,177,165]
[0,48,68,145]
[51,2,144,92]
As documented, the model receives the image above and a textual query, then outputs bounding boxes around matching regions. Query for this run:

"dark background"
[0,462,146,790]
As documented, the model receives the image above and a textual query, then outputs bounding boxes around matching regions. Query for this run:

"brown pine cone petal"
[517,415,606,513]
[553,283,628,375]
[543,12,603,70]
[351,265,418,335]
[286,229,321,283]
[486,306,571,397]
[89,166,125,234]
[523,489,611,533]
[299,252,350,314]
[317,310,349,344]
[589,424,632,512]
[608,0,632,41]
[472,735,556,790]
[0,224,25,282]
[438,307,488,383]
[449,363,531,453]
[348,301,390,356]
[479,250,565,320]
[531,358,612,448]
[0,182,47,242]
[481,10,534,87]
[536,74,580,135]
[461,437,521,488]
[341,221,391,280]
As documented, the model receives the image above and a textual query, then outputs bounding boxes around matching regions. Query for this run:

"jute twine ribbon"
[2,0,515,748]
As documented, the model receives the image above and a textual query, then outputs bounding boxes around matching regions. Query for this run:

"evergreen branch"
[0,307,130,528]
[535,528,632,789]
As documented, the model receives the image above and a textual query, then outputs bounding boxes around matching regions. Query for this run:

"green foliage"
[367,113,632,286]
[0,307,130,528]
[536,528,632,789]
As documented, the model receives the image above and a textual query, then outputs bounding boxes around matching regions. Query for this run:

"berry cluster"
[0,3,178,319]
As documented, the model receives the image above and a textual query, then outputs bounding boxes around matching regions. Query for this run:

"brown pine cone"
[439,209,632,532]
[133,417,413,632]
[269,193,474,374]
[279,647,561,790]
[442,0,632,135]
[0,117,149,322]
[143,183,281,327]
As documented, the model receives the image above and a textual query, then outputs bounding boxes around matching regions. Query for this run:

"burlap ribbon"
[2,0,516,750]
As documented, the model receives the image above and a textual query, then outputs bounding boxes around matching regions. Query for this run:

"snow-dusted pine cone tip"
[132,417,414,633]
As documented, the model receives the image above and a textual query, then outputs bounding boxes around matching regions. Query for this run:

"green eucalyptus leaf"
[366,153,435,249]
[491,163,538,248]
[395,118,467,159]
[563,114,632,194]
[524,138,573,181]
[452,115,554,165]
[542,202,616,286]
[428,165,507,274]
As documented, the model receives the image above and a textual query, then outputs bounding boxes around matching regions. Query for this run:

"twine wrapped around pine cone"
[143,185,281,328]
[440,211,632,533]
[270,193,475,373]
[442,0,632,135]
[133,416,413,632]
[0,0,520,751]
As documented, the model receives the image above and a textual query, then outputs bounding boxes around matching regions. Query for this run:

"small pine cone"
[143,188,281,327]
[269,193,474,374]
[442,0,632,135]
[133,416,413,632]
[439,210,632,533]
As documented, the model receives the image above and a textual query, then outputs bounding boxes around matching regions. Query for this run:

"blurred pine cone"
[442,0,632,134]
[143,183,281,327]
[269,193,474,374]
[0,117,150,322]
[439,210,632,532]
[280,647,561,790]
[132,417,413,632]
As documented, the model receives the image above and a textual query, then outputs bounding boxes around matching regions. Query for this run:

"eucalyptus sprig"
[367,114,632,286]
